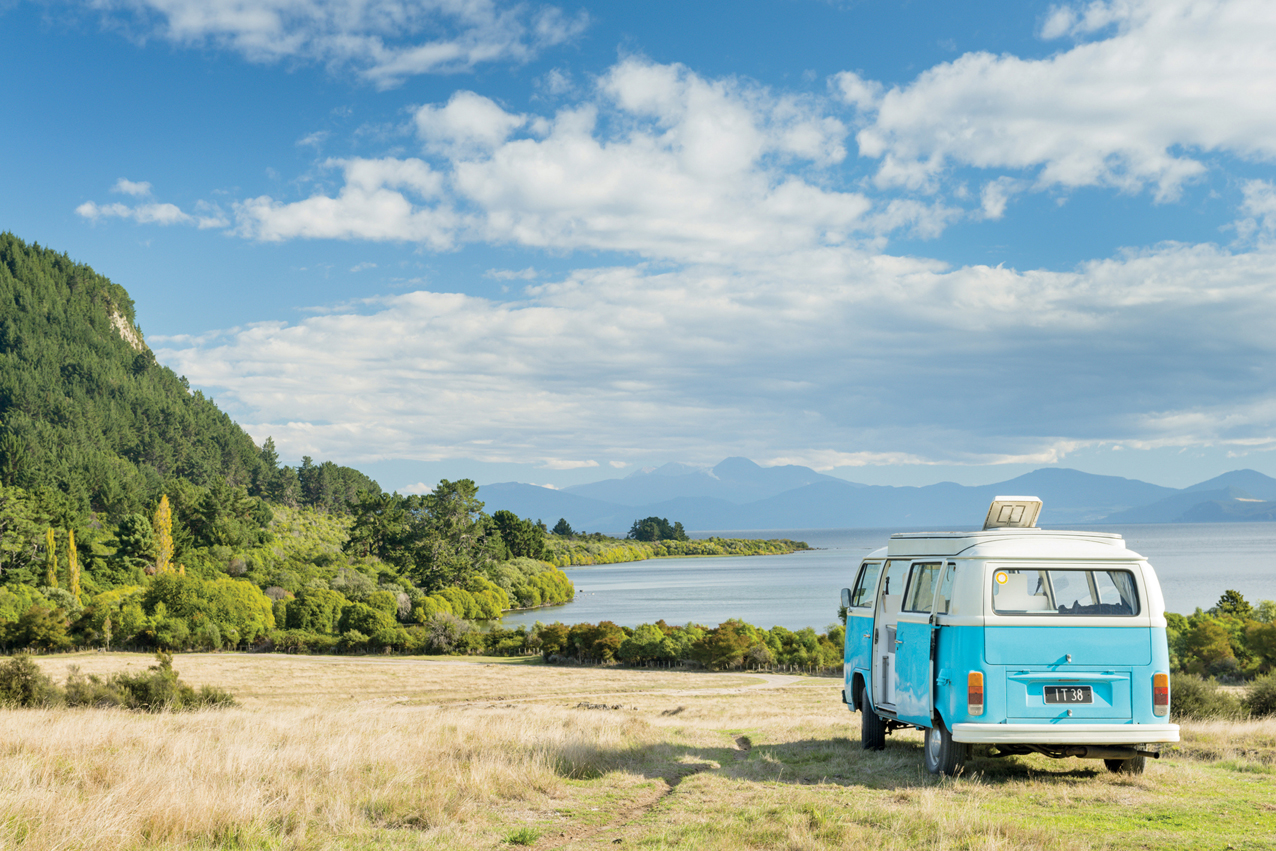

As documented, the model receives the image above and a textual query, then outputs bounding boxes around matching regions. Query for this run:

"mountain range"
[477,458,1276,534]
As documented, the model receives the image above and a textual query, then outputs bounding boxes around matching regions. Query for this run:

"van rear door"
[983,564,1150,722]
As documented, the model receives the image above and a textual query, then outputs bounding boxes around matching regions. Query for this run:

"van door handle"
[862,633,870,639]
[895,639,903,646]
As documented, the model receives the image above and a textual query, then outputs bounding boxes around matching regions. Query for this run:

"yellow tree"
[44,527,58,588]
[153,494,174,574]
[66,528,81,605]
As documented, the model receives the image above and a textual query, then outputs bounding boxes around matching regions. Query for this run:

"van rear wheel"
[1104,755,1146,775]
[860,691,886,750]
[923,718,967,776]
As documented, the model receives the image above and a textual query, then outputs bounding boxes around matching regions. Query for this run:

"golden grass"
[2,653,1273,850]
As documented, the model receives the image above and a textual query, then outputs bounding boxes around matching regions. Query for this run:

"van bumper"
[951,723,1179,745]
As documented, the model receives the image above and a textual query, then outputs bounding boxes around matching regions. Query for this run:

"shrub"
[1171,672,1243,719]
[422,612,472,654]
[1243,673,1276,718]
[0,655,62,707]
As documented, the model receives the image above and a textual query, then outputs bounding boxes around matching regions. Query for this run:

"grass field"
[3,653,1274,850]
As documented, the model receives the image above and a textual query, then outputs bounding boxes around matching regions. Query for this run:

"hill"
[0,232,376,516]
[481,464,1276,533]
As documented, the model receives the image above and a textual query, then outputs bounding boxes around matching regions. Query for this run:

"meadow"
[0,653,1273,850]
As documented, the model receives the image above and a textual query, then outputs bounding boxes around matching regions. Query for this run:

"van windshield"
[992,568,1140,616]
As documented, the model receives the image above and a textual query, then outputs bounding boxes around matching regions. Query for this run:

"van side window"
[903,562,943,613]
[992,568,1140,616]
[934,563,955,614]
[850,562,882,607]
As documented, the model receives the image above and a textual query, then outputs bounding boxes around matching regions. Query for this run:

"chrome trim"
[950,722,1179,745]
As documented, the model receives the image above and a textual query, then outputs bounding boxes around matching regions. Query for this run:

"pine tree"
[154,494,174,573]
[66,528,81,604]
[43,527,58,588]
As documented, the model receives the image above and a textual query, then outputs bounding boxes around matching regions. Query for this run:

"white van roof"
[880,528,1143,561]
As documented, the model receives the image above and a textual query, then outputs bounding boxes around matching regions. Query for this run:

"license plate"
[1044,685,1093,704]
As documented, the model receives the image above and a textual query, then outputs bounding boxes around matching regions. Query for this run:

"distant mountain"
[1102,470,1276,523]
[477,461,1244,534]
[563,457,842,506]
[1183,470,1276,500]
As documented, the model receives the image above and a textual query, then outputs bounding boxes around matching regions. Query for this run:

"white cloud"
[90,0,588,87]
[156,239,1276,470]
[398,481,434,495]
[414,91,526,154]
[230,59,883,258]
[1233,179,1276,241]
[539,459,599,470]
[233,157,456,245]
[76,194,228,228]
[841,0,1276,200]
[485,267,538,280]
[297,130,330,148]
[112,177,153,196]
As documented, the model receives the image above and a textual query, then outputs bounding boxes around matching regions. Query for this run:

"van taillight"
[1153,672,1170,717]
[968,671,984,716]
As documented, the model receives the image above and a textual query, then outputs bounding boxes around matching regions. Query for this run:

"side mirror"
[840,588,852,609]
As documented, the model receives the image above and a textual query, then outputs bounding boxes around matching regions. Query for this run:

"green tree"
[153,494,174,573]
[43,527,57,588]
[626,516,689,542]
[1182,620,1235,675]
[66,528,80,604]
[1215,589,1253,618]
[112,514,157,575]
[552,518,574,537]
[492,510,547,560]
[0,486,43,580]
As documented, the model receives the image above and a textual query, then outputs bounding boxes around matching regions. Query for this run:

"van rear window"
[992,568,1140,616]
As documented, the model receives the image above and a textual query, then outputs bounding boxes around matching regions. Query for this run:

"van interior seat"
[880,594,901,618]
[996,573,1051,611]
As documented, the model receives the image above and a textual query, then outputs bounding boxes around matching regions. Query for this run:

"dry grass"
[1,653,1272,850]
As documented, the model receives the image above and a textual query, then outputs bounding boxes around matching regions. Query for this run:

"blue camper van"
[841,497,1179,775]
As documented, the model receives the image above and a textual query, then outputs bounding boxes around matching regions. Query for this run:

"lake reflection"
[499,524,1276,631]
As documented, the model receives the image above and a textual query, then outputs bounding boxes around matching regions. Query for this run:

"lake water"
[499,523,1276,631]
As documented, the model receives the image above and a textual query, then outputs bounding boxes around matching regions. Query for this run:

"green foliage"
[491,510,547,560]
[284,587,348,634]
[542,535,809,567]
[1214,589,1254,618]
[0,654,61,706]
[626,516,688,542]
[338,602,396,636]
[141,571,275,647]
[3,604,70,650]
[1243,673,1276,718]
[63,653,236,711]
[551,517,574,537]
[420,611,472,653]
[1170,673,1243,719]
[0,485,45,579]
[343,480,506,592]
[0,233,269,515]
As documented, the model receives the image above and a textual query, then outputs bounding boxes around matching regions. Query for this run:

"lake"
[499,523,1276,631]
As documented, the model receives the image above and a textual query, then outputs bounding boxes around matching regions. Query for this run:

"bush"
[1171,672,1243,719]
[1243,673,1276,718]
[102,652,236,711]
[0,652,235,711]
[0,655,62,707]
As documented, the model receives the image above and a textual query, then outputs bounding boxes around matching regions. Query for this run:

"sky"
[5,0,1276,493]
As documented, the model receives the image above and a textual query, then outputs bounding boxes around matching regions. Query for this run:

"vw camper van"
[840,497,1178,775]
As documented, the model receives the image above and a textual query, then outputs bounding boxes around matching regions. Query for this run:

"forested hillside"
[0,233,574,654]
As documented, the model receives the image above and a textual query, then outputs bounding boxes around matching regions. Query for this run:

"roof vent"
[983,496,1042,530]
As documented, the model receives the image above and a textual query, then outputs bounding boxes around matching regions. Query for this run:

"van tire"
[923,718,967,776]
[861,691,886,750]
[1104,755,1146,775]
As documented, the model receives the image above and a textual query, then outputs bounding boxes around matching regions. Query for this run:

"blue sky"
[5,0,1276,493]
